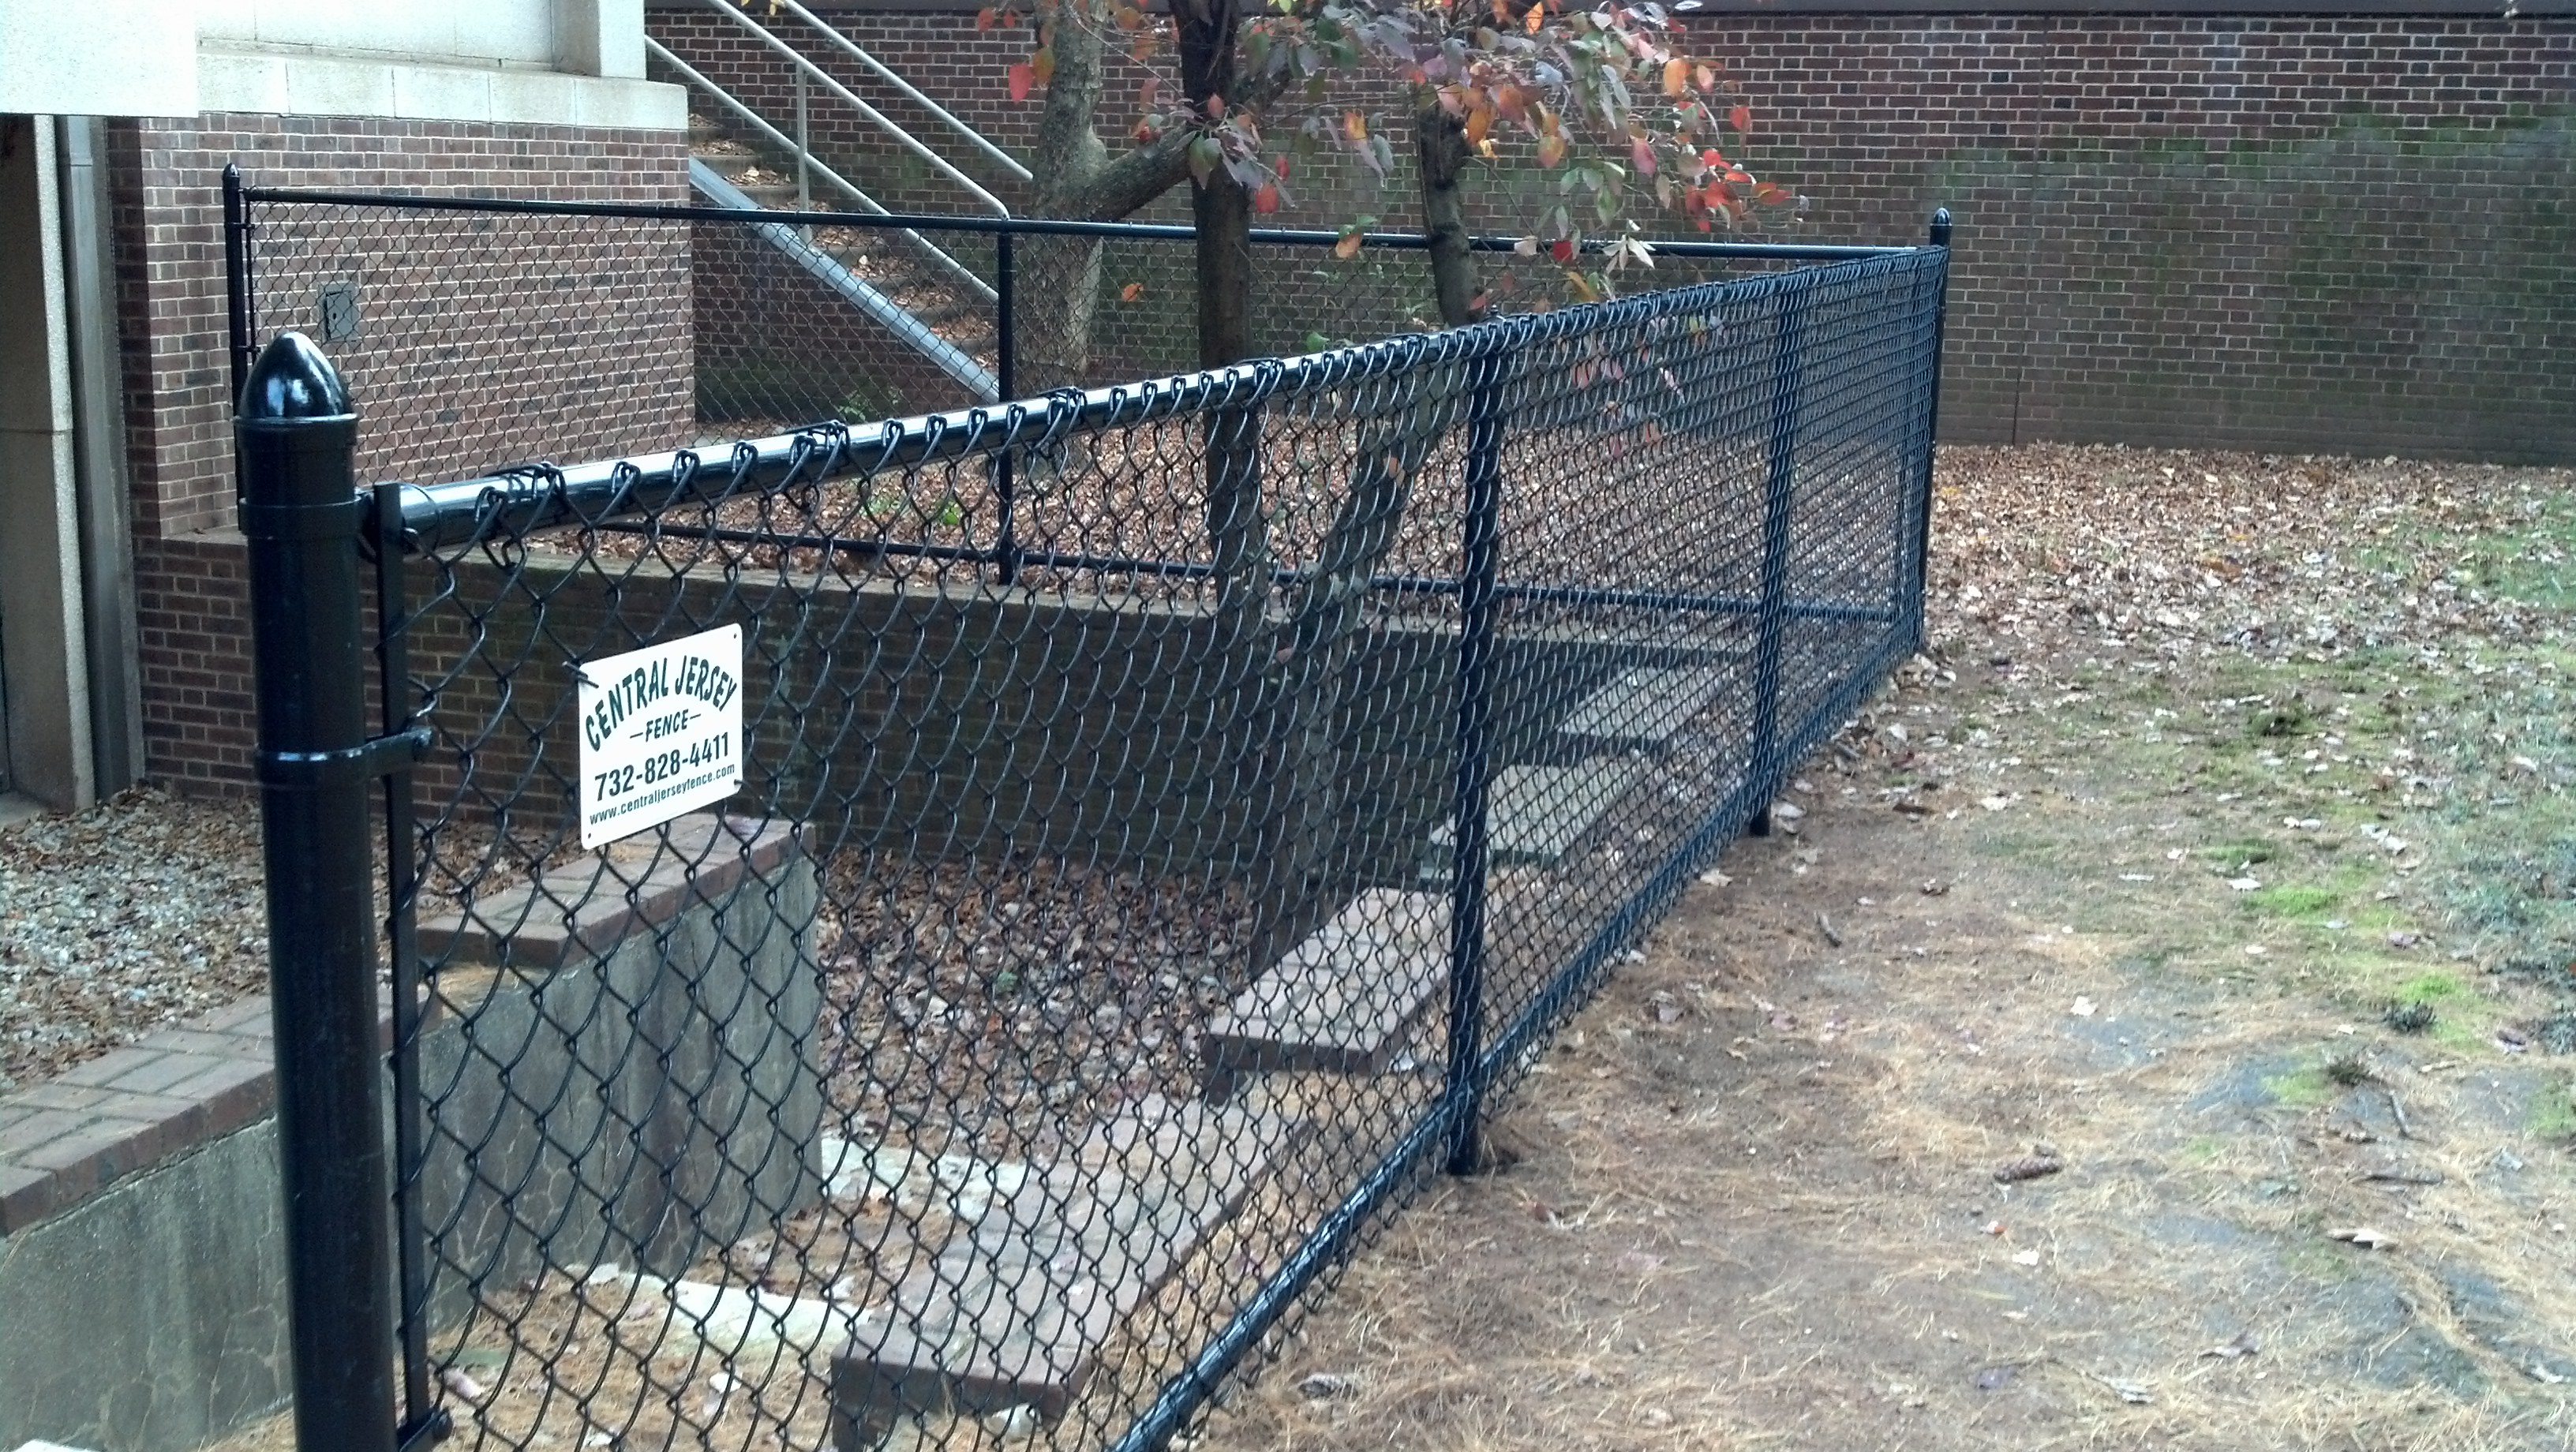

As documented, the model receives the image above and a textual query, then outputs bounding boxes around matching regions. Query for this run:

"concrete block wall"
[649,3,2576,462]
[397,549,1715,886]
[0,818,819,1452]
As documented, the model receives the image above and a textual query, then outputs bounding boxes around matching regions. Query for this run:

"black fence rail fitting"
[234,188,1951,1452]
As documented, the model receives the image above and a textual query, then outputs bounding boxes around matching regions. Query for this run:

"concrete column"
[58,116,142,797]
[555,0,646,79]
[0,115,96,810]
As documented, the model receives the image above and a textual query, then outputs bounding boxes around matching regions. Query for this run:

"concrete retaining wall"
[0,818,820,1452]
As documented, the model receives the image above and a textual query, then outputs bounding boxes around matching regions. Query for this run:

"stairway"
[687,115,1001,403]
[826,1095,1290,1443]
[1199,656,1739,1107]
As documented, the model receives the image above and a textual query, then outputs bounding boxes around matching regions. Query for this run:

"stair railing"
[693,0,1018,216]
[646,38,998,302]
[760,0,1034,189]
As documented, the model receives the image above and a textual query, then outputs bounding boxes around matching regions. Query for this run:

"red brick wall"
[691,223,992,421]
[106,114,694,793]
[650,6,2576,462]
[129,535,257,795]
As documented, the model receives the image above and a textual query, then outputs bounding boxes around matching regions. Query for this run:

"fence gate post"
[239,331,400,1452]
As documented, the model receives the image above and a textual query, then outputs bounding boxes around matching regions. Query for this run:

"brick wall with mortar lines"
[652,6,2576,461]
[691,222,994,419]
[106,114,695,791]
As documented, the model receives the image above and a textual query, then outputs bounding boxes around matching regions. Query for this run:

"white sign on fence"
[575,624,744,848]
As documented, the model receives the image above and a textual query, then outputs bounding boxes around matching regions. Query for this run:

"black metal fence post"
[239,331,399,1452]
[1444,331,1517,1176]
[994,229,1020,586]
[370,481,444,1450]
[223,163,256,410]
[1908,209,1953,652]
[1745,271,1813,836]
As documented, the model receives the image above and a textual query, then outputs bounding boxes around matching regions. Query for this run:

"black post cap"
[1929,208,1953,247]
[238,331,354,423]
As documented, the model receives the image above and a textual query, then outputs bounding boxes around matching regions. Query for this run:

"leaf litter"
[1193,444,2576,1452]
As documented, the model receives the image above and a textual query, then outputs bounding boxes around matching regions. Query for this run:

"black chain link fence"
[238,192,1813,447]
[229,185,1945,1452]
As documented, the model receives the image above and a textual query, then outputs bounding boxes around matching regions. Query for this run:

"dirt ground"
[1193,444,2576,1452]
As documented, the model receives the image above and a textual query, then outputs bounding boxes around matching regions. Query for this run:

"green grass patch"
[2261,1065,2338,1108]
[2203,838,2279,869]
[2245,885,2340,919]
[2529,1079,2576,1143]
[2394,971,2467,1004]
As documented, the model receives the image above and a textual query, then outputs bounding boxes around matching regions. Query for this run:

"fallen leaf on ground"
[2327,1226,2397,1249]
[2201,1331,2260,1360]
[1994,1154,2064,1183]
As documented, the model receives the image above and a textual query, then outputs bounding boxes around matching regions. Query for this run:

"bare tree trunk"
[1177,0,1267,623]
[1416,97,1481,328]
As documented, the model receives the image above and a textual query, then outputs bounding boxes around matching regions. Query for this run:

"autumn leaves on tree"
[980,0,1786,377]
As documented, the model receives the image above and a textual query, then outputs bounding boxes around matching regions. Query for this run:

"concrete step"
[694,151,760,180]
[1554,664,1730,754]
[735,181,815,209]
[829,1096,1286,1440]
[911,298,984,329]
[1425,758,1651,873]
[1201,889,1449,1100]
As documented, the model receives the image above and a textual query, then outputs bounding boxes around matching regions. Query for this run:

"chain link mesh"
[242,193,1941,1452]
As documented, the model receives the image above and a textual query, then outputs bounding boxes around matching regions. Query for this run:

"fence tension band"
[256,724,431,789]
[395,1408,453,1452]
[238,495,368,540]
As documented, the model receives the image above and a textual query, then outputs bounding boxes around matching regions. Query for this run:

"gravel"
[0,788,268,1091]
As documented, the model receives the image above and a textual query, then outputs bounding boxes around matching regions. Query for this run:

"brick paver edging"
[0,814,798,1236]
[0,996,300,1234]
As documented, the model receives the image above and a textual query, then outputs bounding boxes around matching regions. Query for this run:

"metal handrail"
[695,0,1013,216]
[763,0,1033,185]
[646,38,998,301]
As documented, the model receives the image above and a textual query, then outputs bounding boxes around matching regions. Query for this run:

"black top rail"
[378,248,1941,552]
[238,183,1914,263]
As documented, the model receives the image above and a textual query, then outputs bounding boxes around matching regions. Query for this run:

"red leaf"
[1752,181,1791,204]
[1631,137,1657,176]
[1120,282,1146,301]
[1007,62,1035,102]
[1254,182,1281,212]
[1550,236,1575,264]
[975,6,998,31]
[1728,103,1752,134]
